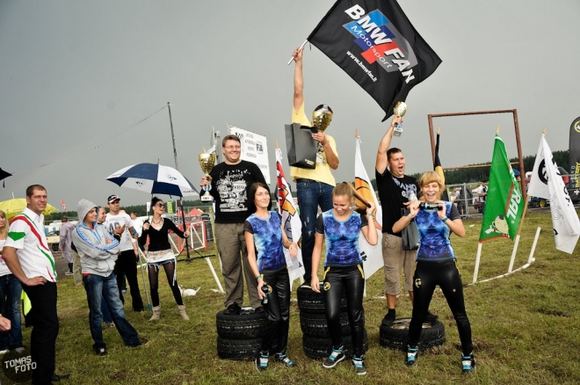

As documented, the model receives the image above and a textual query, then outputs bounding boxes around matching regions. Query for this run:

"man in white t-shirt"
[105,195,144,312]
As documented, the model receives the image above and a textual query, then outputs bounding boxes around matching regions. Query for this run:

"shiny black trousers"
[262,267,290,354]
[408,260,473,355]
[323,265,365,357]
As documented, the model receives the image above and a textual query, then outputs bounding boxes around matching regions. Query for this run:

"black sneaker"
[322,346,345,369]
[254,306,265,314]
[352,356,367,376]
[93,345,107,356]
[274,353,296,367]
[225,303,241,315]
[461,353,476,373]
[255,352,269,372]
[382,309,396,326]
[405,345,418,366]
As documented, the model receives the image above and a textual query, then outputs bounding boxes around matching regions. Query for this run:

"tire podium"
[379,317,445,351]
[216,310,266,360]
[297,285,368,359]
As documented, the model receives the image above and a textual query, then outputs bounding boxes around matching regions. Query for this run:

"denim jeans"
[0,274,23,349]
[296,179,333,280]
[82,273,140,349]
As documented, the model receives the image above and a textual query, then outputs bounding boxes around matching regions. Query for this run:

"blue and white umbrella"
[107,163,198,197]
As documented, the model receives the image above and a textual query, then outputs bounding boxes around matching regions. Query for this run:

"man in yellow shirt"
[290,47,339,281]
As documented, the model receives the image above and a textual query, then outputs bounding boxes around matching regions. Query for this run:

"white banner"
[229,126,270,184]
[528,135,580,254]
[275,148,305,282]
[354,136,384,278]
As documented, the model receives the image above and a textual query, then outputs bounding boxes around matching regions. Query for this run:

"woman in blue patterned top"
[311,182,377,376]
[244,182,298,371]
[393,171,475,373]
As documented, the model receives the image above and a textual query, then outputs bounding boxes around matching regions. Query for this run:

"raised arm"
[375,115,403,174]
[293,47,304,111]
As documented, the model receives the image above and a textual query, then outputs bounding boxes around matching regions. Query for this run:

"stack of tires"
[297,285,368,359]
[216,310,267,360]
[379,317,445,351]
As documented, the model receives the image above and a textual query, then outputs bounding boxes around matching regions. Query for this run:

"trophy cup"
[392,101,407,136]
[311,104,333,132]
[198,150,217,202]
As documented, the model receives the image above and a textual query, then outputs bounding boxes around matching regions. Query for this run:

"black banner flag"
[308,0,442,121]
[570,116,580,190]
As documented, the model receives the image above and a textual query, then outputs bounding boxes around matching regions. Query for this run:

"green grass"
[11,210,580,385]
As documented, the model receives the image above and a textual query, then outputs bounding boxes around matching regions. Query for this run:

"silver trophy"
[198,150,217,202]
[392,101,408,136]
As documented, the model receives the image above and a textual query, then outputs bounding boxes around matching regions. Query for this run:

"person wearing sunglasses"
[139,197,189,321]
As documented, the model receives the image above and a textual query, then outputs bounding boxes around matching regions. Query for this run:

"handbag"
[401,209,419,250]
[284,123,317,169]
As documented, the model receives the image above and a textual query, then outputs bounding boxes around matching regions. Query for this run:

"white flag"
[528,135,580,254]
[275,148,305,281]
[354,136,384,278]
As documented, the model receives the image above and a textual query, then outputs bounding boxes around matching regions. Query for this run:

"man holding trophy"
[375,103,435,325]
[199,134,266,314]
[290,47,339,282]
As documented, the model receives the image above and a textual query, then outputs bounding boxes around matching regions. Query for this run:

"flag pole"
[472,242,483,284]
[287,40,308,65]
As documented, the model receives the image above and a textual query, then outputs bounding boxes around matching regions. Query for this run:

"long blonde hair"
[0,210,7,239]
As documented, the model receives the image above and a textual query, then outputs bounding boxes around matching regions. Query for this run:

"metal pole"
[166,101,191,261]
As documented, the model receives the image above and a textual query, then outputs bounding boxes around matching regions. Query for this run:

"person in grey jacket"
[72,199,144,356]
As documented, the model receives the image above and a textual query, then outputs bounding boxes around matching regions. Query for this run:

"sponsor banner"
[308,0,442,120]
[230,126,270,184]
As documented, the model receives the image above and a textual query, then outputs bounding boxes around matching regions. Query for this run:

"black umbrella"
[0,168,12,188]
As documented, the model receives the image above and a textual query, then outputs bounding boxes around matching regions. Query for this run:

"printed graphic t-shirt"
[210,160,266,223]
[415,202,460,262]
[376,168,418,237]
[244,211,286,272]
[316,210,367,267]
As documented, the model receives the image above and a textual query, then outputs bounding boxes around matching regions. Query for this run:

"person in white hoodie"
[72,199,144,356]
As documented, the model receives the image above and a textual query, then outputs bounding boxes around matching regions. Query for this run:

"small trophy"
[198,150,216,202]
[311,104,333,132]
[392,101,407,136]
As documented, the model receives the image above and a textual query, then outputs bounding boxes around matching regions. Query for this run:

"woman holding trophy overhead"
[199,134,266,314]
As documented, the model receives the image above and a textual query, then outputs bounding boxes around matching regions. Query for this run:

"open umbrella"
[0,198,57,220]
[106,163,198,197]
[0,168,12,188]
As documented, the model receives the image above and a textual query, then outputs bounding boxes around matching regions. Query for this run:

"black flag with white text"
[308,0,442,121]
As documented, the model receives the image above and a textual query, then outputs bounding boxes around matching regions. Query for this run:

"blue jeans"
[0,274,23,349]
[83,273,140,349]
[296,179,333,280]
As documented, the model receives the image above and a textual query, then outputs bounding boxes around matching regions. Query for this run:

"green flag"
[479,136,525,241]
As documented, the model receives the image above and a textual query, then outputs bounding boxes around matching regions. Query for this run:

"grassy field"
[9,209,579,385]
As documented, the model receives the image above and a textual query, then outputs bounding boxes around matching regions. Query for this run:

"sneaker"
[11,346,26,353]
[0,349,9,355]
[405,345,418,366]
[255,352,269,372]
[461,353,476,373]
[274,353,296,367]
[93,345,107,356]
[254,306,265,314]
[65,271,74,276]
[382,309,396,326]
[323,346,345,369]
[225,303,241,315]
[352,357,367,376]
[426,311,438,323]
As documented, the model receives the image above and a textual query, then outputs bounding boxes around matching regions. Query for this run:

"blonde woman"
[0,210,23,352]
[393,171,474,373]
[311,182,377,376]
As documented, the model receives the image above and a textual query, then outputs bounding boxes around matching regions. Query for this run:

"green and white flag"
[479,136,525,241]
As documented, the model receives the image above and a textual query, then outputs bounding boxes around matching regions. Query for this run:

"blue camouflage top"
[415,201,460,262]
[244,211,286,272]
[316,210,367,267]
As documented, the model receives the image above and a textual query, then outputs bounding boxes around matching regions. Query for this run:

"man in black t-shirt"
[200,134,266,314]
[375,116,419,324]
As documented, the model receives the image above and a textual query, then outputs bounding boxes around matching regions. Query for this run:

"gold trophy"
[198,150,217,202]
[392,101,407,136]
[311,104,333,132]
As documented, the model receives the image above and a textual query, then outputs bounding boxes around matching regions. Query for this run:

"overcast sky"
[1,0,579,209]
